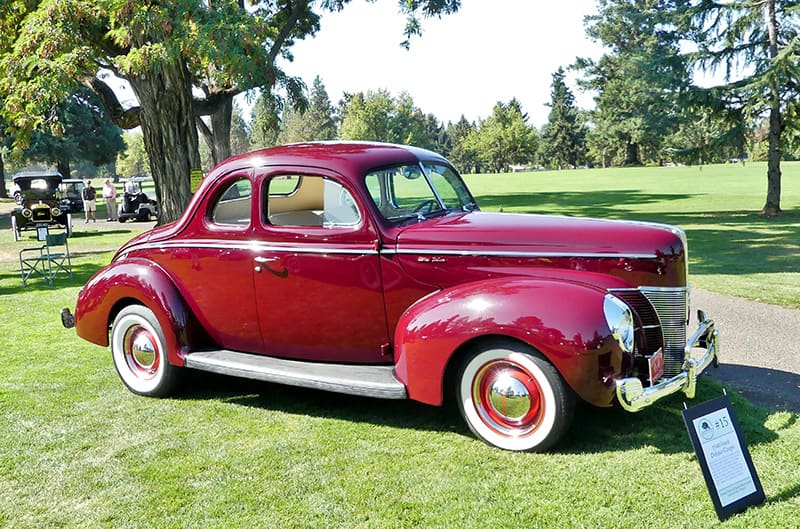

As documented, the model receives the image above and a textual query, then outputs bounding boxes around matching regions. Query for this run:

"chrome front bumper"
[615,310,719,412]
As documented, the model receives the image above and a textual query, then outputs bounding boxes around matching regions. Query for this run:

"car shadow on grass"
[175,370,783,455]
[561,377,783,454]
[177,370,466,437]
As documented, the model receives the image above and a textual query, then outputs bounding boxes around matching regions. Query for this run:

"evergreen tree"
[445,116,479,173]
[682,0,800,216]
[576,0,691,166]
[463,99,538,173]
[250,89,281,150]
[541,68,587,169]
[25,88,125,179]
[339,89,436,147]
[277,76,337,144]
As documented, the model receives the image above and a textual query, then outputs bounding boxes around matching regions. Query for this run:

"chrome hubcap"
[488,374,531,421]
[123,325,159,376]
[473,359,544,436]
[131,332,156,368]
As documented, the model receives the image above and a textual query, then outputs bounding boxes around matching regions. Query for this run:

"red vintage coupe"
[62,142,719,451]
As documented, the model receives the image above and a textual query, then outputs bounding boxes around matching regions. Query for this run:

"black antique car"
[58,178,86,214]
[10,172,73,241]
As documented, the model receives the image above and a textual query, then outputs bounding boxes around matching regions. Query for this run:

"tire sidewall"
[111,305,171,396]
[458,347,562,452]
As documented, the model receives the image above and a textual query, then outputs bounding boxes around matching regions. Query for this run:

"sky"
[278,0,604,128]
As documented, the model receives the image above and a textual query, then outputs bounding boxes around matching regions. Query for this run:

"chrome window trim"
[383,248,658,259]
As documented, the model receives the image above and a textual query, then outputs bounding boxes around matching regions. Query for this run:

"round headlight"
[603,294,635,353]
[22,208,33,218]
[51,207,62,217]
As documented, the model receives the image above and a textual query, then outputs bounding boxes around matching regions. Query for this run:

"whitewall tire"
[457,341,575,452]
[111,305,180,397]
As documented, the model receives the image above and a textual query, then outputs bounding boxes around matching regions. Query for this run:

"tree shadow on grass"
[175,370,784,455]
[0,261,101,296]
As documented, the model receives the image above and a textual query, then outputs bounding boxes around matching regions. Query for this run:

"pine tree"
[683,0,799,216]
[278,76,337,144]
[542,68,586,169]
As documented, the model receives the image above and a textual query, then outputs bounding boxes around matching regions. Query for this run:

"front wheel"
[456,340,575,452]
[111,305,181,397]
[11,215,20,241]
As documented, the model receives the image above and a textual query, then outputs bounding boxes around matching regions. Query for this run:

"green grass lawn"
[1,163,799,528]
[465,161,800,309]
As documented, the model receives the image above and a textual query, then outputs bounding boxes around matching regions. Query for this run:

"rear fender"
[74,258,193,366]
[393,277,622,407]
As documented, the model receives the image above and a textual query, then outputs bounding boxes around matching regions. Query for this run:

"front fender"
[74,258,193,366]
[393,277,624,407]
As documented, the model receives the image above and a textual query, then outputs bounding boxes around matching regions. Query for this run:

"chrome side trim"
[384,248,659,259]
[615,312,719,412]
[119,240,379,257]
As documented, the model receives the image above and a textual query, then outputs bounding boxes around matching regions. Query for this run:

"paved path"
[693,289,800,412]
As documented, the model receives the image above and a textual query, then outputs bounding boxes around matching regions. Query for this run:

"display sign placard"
[682,394,765,520]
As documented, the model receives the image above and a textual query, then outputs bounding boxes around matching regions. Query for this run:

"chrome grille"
[610,287,689,377]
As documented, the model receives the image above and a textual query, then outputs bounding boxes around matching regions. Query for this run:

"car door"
[162,172,264,353]
[252,168,391,364]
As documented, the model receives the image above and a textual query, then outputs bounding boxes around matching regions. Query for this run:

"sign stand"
[682,391,765,521]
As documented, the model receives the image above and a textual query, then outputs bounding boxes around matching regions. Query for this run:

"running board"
[184,350,408,399]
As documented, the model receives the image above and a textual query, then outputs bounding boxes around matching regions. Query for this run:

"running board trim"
[184,350,408,399]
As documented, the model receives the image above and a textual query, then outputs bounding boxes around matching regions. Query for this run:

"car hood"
[394,211,684,258]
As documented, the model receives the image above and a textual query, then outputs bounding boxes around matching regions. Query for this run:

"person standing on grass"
[103,179,118,221]
[82,179,97,223]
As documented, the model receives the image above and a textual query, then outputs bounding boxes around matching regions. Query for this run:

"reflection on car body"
[63,142,719,452]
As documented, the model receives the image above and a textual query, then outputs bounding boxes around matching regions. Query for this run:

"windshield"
[17,177,60,201]
[365,162,476,222]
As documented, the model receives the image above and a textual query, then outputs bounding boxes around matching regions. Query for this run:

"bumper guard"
[615,310,719,412]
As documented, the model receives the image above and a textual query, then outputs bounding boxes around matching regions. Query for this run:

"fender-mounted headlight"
[51,207,62,217]
[603,294,635,353]
[22,208,33,218]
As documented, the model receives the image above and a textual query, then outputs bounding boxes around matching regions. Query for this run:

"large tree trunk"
[128,58,200,224]
[762,0,782,217]
[623,140,641,166]
[56,159,71,179]
[0,152,7,198]
[197,95,233,167]
[763,104,782,216]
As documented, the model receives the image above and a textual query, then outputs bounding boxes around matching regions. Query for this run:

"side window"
[211,178,252,225]
[266,175,360,228]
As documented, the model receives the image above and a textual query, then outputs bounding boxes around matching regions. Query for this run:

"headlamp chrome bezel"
[603,294,635,353]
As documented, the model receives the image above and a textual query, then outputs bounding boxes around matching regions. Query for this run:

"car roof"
[13,171,62,182]
[206,142,451,185]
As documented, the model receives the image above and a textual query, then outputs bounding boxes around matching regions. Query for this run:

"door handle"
[253,256,289,278]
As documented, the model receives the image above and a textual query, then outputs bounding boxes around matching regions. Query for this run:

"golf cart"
[118,177,157,222]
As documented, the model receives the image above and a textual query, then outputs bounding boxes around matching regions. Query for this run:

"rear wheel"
[111,305,181,397]
[456,340,575,452]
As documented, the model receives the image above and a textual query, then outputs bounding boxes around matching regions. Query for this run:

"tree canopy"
[0,0,462,223]
[680,0,800,215]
